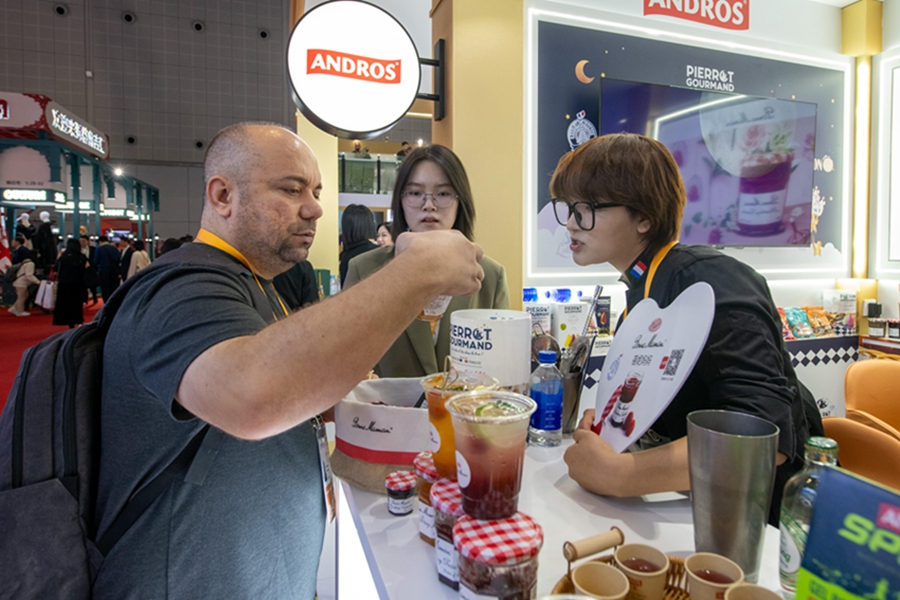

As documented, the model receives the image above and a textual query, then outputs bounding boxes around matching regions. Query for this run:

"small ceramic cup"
[723,583,783,600]
[572,562,631,600]
[685,553,745,600]
[614,544,671,600]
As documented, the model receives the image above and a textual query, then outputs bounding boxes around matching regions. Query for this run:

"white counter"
[340,440,782,599]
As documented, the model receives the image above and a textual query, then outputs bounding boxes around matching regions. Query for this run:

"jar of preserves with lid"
[454,512,544,600]
[888,319,900,339]
[414,451,439,546]
[869,318,887,338]
[430,478,464,589]
[384,471,416,516]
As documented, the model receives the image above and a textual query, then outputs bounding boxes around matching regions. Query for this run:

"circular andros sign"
[287,1,421,139]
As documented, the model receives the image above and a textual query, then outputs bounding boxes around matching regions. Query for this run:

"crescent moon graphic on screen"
[575,60,594,84]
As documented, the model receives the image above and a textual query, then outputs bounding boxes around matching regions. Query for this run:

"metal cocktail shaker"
[687,410,779,583]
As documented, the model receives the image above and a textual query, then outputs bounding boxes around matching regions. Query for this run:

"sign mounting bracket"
[417,39,445,121]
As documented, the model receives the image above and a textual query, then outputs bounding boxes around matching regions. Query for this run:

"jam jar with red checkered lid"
[430,478,465,590]
[384,471,417,516]
[414,451,439,546]
[453,512,544,600]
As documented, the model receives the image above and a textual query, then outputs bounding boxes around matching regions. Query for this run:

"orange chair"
[844,360,900,430]
[846,408,900,443]
[823,417,900,492]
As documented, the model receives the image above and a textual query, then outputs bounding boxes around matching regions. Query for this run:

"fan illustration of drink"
[736,151,794,236]
[419,295,453,335]
[607,371,643,436]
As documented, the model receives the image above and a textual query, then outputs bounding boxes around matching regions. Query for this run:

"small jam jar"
[414,451,439,546]
[869,318,887,338]
[430,478,465,590]
[454,512,544,600]
[888,319,900,339]
[384,471,416,516]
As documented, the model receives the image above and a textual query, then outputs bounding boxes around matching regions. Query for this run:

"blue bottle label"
[530,387,563,430]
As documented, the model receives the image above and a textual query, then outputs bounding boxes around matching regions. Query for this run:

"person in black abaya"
[54,238,90,328]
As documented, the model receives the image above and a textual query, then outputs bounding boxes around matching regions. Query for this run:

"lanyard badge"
[312,415,336,522]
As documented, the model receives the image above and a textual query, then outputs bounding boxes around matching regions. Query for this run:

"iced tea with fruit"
[421,372,498,479]
[445,391,536,520]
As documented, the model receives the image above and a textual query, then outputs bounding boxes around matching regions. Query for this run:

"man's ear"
[206,176,234,218]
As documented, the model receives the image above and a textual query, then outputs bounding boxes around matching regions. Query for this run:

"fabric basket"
[330,378,429,493]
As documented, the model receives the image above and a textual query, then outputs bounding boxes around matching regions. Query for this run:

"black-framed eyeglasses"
[401,190,459,209]
[551,198,623,231]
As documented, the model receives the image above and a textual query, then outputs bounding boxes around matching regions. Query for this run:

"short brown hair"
[390,145,476,241]
[549,133,685,255]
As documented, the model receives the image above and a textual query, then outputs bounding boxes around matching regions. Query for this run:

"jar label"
[419,503,436,540]
[435,537,459,582]
[459,585,500,600]
[456,450,471,489]
[430,422,441,453]
[388,495,413,515]
[738,189,786,226]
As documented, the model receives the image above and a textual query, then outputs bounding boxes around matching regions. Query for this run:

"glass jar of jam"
[384,471,416,516]
[430,478,464,590]
[414,451,439,546]
[454,512,544,600]
[888,319,900,339]
[869,318,887,338]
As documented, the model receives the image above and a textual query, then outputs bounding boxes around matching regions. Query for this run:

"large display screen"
[599,78,817,246]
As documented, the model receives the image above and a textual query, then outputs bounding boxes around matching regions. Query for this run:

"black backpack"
[0,264,214,599]
[3,262,21,283]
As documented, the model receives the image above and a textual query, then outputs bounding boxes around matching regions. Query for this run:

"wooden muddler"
[563,526,625,563]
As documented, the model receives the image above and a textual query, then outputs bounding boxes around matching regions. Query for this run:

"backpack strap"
[94,424,215,556]
[91,264,157,331]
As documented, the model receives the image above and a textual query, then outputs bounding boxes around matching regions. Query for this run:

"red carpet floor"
[0,300,103,412]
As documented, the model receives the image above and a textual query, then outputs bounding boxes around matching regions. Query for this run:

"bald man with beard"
[92,123,485,599]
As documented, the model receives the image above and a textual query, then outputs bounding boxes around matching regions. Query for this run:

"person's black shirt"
[273,261,319,312]
[619,243,820,525]
[339,239,378,286]
[11,245,29,264]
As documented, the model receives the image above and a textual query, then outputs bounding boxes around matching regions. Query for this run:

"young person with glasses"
[344,144,509,378]
[555,133,822,526]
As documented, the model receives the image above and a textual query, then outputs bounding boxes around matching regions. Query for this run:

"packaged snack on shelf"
[784,307,815,339]
[777,308,797,341]
[826,312,856,336]
[803,306,835,338]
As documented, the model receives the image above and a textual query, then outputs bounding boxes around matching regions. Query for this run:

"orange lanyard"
[196,228,290,321]
[620,241,678,324]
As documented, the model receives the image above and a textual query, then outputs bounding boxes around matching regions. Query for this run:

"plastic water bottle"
[522,287,538,303]
[779,436,839,599]
[528,350,563,447]
[545,288,571,302]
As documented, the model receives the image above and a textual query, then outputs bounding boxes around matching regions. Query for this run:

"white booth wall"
[872,1,900,318]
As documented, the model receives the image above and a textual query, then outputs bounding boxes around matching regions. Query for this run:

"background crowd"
[4,218,194,328]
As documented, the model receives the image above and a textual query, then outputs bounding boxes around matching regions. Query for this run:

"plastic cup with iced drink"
[445,391,537,520]
[421,372,499,479]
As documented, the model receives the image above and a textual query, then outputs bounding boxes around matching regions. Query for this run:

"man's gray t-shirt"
[93,243,326,599]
